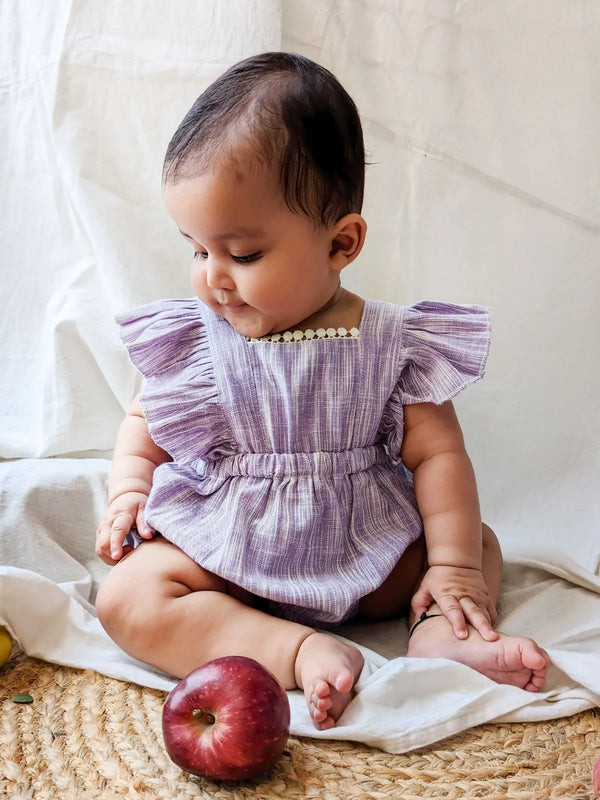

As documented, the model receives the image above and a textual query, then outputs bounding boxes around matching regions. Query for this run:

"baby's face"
[163,162,343,338]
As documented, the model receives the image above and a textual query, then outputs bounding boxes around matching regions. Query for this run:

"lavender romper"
[117,298,490,627]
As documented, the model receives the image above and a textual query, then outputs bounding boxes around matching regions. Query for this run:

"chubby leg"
[95,537,363,729]
[406,525,550,691]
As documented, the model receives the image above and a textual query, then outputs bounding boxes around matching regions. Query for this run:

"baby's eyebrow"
[178,228,264,241]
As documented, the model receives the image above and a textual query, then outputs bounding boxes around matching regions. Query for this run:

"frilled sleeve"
[116,298,206,378]
[397,301,490,405]
[381,301,490,461]
[116,298,234,462]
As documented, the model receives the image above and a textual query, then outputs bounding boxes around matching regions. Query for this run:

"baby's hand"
[95,491,155,565]
[411,565,498,642]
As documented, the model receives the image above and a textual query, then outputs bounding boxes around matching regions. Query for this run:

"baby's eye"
[193,251,208,260]
[232,252,262,264]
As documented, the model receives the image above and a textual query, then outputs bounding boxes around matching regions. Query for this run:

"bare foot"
[407,615,550,692]
[294,632,364,730]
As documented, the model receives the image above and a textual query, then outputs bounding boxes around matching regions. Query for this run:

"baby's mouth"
[220,300,248,313]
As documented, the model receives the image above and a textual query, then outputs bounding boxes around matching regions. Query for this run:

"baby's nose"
[206,259,235,290]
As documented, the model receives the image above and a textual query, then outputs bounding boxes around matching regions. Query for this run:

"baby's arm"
[96,394,170,565]
[401,400,498,640]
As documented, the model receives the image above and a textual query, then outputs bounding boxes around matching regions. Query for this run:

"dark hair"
[163,52,365,227]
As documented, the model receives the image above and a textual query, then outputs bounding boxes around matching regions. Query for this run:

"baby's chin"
[211,300,301,339]
[219,306,275,339]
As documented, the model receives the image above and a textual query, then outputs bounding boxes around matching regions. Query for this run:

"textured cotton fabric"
[117,298,490,626]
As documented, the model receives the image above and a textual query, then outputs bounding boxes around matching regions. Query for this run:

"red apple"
[162,656,290,781]
[593,756,600,799]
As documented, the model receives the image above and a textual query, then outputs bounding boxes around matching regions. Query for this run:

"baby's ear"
[329,213,367,270]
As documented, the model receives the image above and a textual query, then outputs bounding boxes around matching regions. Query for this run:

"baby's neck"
[292,288,365,334]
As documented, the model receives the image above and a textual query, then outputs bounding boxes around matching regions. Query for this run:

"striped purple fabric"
[117,297,490,626]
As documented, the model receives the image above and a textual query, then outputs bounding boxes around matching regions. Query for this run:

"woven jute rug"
[1,657,598,800]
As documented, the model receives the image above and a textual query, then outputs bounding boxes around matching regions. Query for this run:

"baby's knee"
[96,568,157,646]
[96,572,126,633]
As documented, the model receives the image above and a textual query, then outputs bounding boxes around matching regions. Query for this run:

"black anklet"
[408,611,443,638]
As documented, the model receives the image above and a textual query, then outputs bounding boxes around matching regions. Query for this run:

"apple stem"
[193,709,216,725]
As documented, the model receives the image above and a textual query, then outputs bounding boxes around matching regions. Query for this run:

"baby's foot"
[407,615,550,692]
[294,632,364,730]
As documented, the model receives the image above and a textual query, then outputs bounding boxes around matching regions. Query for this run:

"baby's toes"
[316,718,336,731]
[518,642,549,691]
[523,677,543,693]
[310,703,329,723]
[524,667,548,692]
[313,678,332,700]
[311,690,332,713]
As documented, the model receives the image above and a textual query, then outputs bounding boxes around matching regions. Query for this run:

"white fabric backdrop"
[1,0,599,754]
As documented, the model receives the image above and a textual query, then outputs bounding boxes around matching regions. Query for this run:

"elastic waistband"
[206,445,388,478]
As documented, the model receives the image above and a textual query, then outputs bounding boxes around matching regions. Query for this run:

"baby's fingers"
[134,507,155,540]
[410,584,435,622]
[437,595,469,639]
[95,519,122,564]
[459,598,499,642]
[111,514,135,559]
[95,521,112,563]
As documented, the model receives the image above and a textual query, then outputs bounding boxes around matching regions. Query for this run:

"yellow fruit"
[0,626,13,667]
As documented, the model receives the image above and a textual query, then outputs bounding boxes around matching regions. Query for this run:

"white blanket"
[1,0,599,757]
[1,457,598,754]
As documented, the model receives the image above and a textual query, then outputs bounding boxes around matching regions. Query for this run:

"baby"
[96,52,549,729]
